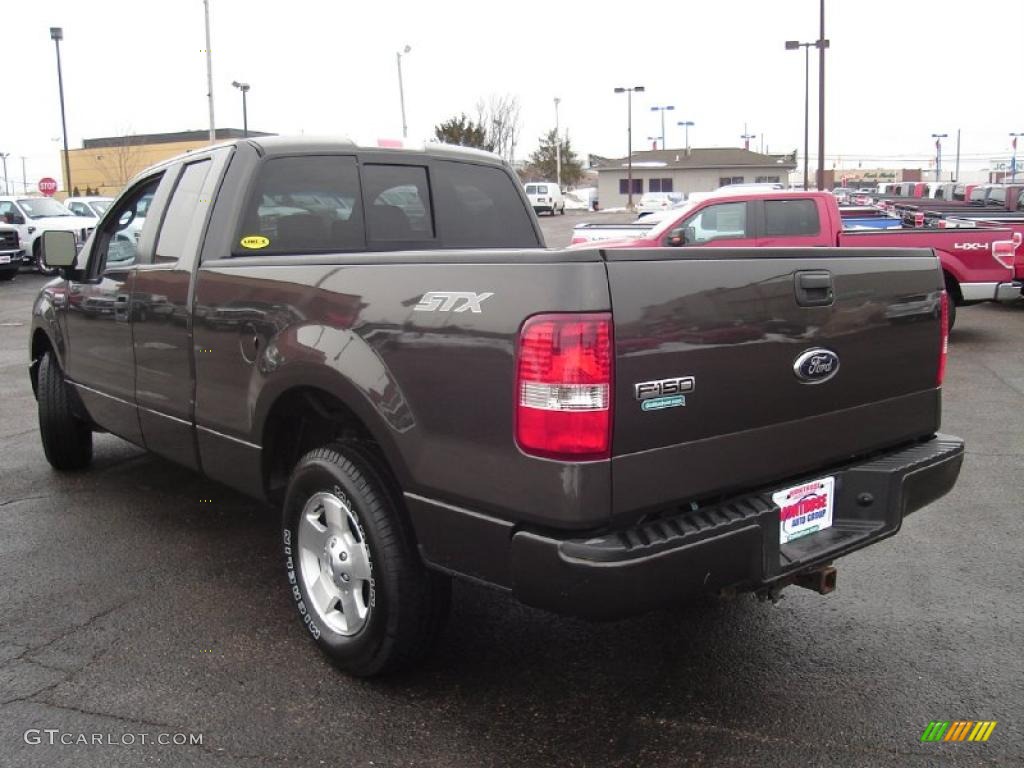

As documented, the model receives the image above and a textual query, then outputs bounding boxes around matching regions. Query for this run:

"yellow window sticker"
[240,235,270,249]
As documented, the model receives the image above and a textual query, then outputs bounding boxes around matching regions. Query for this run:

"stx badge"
[414,291,494,313]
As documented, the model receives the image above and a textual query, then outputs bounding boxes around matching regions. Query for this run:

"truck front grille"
[0,230,18,250]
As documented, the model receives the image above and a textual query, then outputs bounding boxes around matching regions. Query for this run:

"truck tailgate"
[606,247,944,519]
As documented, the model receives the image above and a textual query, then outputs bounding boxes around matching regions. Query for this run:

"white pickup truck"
[0,195,95,272]
[0,224,19,280]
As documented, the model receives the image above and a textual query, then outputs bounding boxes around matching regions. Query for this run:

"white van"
[524,182,565,216]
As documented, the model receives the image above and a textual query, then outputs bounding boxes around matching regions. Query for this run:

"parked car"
[571,190,1023,328]
[31,137,963,677]
[64,196,114,218]
[0,195,95,271]
[524,182,564,215]
[636,192,685,216]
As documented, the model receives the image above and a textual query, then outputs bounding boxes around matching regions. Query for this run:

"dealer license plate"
[773,476,835,544]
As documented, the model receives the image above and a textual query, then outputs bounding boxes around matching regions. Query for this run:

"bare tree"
[95,130,144,192]
[476,94,522,164]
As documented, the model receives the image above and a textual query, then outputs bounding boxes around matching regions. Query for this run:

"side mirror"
[667,226,695,247]
[41,230,78,269]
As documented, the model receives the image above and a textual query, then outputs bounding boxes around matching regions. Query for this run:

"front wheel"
[37,351,93,470]
[282,442,450,676]
[33,241,58,276]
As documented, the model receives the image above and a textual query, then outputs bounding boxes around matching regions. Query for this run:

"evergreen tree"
[433,114,493,151]
[526,130,584,187]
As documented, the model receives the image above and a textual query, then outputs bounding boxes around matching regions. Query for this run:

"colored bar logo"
[920,721,997,742]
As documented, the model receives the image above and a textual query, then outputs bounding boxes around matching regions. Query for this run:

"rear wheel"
[282,442,450,676]
[37,351,93,470]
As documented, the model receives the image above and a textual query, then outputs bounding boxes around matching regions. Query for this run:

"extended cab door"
[62,172,171,444]
[754,196,834,247]
[132,148,232,469]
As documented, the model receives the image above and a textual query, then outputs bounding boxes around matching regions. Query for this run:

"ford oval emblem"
[793,348,840,384]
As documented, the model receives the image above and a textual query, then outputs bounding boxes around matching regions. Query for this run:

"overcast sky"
[5,0,1024,191]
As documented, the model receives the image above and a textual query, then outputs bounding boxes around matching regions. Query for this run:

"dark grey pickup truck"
[30,137,964,676]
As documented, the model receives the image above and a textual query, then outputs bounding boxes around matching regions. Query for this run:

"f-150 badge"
[635,376,695,411]
[414,291,494,313]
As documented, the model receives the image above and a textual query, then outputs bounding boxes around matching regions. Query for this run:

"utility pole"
[614,86,645,210]
[20,156,27,193]
[554,97,561,188]
[931,134,947,183]
[203,0,216,143]
[0,154,9,195]
[741,123,755,151]
[50,27,72,194]
[397,45,411,139]
[1010,133,1024,184]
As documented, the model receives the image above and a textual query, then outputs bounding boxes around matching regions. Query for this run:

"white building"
[592,147,797,208]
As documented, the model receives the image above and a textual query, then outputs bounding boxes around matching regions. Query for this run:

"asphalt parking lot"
[1,228,1022,765]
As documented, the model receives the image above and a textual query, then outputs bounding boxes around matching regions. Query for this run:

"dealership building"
[63,128,272,196]
[591,147,797,207]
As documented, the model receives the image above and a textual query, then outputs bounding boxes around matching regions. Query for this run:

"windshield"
[18,198,73,218]
[91,200,112,214]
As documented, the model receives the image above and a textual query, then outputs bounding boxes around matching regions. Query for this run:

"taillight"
[569,236,587,245]
[937,219,946,228]
[914,212,924,228]
[991,239,1015,270]
[515,313,613,460]
[937,291,949,386]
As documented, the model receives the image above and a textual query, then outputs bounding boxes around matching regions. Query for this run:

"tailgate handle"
[794,271,834,307]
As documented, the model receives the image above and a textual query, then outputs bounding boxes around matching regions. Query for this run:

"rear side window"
[362,164,434,243]
[988,187,1006,205]
[764,199,820,236]
[237,156,364,255]
[155,160,212,264]
[433,161,538,248]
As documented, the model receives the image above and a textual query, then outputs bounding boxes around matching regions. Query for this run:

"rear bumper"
[959,280,1022,302]
[508,435,964,619]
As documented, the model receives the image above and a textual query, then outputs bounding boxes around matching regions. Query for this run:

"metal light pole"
[21,156,28,193]
[785,40,812,190]
[231,81,250,137]
[677,120,694,153]
[650,105,674,149]
[954,129,961,182]
[614,86,645,210]
[931,133,947,182]
[0,154,8,195]
[554,97,561,188]
[817,0,827,190]
[1010,132,1023,183]
[203,1,215,143]
[49,27,72,195]
[396,45,411,139]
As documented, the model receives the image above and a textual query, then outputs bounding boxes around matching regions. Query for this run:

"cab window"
[764,199,820,236]
[93,177,161,273]
[675,201,748,244]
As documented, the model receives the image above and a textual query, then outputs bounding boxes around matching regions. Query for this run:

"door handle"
[794,270,834,307]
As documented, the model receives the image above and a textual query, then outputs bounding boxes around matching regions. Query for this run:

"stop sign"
[38,178,58,196]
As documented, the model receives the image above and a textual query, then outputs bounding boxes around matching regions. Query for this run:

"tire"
[34,241,57,276]
[559,204,565,215]
[37,351,93,470]
[282,442,451,677]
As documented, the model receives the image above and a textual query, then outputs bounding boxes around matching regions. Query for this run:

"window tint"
[681,201,747,243]
[98,177,161,271]
[764,199,820,236]
[433,160,538,248]
[155,160,212,264]
[362,165,434,242]
[237,156,364,255]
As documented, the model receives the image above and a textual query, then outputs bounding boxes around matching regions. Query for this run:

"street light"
[741,125,755,151]
[785,36,829,189]
[396,45,411,139]
[931,133,948,182]
[1010,133,1023,183]
[614,85,645,210]
[650,105,674,149]
[554,97,561,188]
[231,81,250,137]
[0,153,9,195]
[676,120,694,153]
[50,27,72,195]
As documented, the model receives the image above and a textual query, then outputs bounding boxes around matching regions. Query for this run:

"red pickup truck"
[573,191,1023,328]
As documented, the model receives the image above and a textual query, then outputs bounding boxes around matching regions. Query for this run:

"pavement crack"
[0,599,129,671]
[0,494,51,508]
